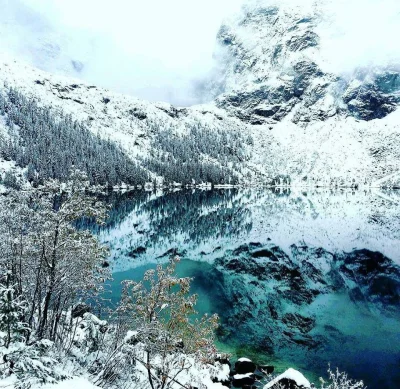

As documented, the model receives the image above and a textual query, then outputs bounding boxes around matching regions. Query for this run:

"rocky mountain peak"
[214,0,400,125]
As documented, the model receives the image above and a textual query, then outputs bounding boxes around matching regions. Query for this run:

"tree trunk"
[5,273,12,348]
[38,223,59,338]
[147,351,156,389]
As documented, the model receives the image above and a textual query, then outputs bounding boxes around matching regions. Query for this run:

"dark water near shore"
[98,188,400,388]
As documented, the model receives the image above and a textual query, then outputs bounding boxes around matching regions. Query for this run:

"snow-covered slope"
[216,0,400,123]
[1,0,400,187]
[213,0,400,186]
[0,55,244,163]
[0,54,254,186]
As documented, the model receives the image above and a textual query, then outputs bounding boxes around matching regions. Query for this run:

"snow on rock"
[264,368,311,389]
[232,372,256,387]
[216,0,400,124]
[124,330,139,343]
[235,358,257,374]
[233,373,254,379]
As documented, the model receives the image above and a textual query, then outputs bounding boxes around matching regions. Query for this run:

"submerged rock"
[339,249,400,306]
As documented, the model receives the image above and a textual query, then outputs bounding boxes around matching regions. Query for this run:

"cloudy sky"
[0,0,244,105]
[1,0,399,105]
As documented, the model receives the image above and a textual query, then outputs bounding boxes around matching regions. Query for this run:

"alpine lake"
[94,188,400,388]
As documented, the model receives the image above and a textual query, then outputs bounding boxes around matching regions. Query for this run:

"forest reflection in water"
[96,188,400,388]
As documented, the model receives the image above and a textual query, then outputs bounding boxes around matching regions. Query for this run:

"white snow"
[0,377,100,389]
[234,373,254,379]
[264,368,311,389]
[124,330,138,342]
[41,377,101,389]
[214,363,230,382]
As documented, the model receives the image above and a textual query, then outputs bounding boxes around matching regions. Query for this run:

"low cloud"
[1,0,399,105]
[0,0,244,106]
[317,0,400,75]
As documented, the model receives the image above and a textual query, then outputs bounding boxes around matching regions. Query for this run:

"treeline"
[0,86,252,187]
[143,124,250,184]
[0,88,150,186]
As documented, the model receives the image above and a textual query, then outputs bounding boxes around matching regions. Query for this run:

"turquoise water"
[98,189,400,388]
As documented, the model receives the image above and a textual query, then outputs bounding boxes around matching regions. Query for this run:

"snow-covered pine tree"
[0,272,29,348]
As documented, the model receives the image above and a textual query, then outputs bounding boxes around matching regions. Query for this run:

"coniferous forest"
[0,87,250,188]
[0,88,150,187]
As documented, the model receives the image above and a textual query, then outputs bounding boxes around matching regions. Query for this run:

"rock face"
[215,2,400,125]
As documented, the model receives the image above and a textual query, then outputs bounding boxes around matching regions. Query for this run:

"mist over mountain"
[0,0,244,105]
[1,0,400,188]
[1,0,400,107]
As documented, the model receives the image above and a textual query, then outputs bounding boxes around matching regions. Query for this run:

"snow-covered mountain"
[216,0,400,124]
[1,0,400,187]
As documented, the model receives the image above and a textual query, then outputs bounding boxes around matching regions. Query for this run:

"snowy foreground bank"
[0,323,312,389]
[0,368,311,389]
[0,302,314,389]
[0,308,360,389]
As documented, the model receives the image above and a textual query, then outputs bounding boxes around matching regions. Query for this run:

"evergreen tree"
[0,272,29,348]
[2,171,20,190]
[0,88,149,186]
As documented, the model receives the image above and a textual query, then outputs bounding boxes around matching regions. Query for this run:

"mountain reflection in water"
[97,188,400,389]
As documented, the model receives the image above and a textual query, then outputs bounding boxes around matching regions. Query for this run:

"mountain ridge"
[1,0,400,188]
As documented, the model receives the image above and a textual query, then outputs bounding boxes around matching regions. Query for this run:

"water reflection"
[99,188,400,270]
[98,188,400,388]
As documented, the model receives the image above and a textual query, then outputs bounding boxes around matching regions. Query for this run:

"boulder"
[235,358,257,374]
[71,303,91,318]
[264,368,310,389]
[232,373,256,388]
